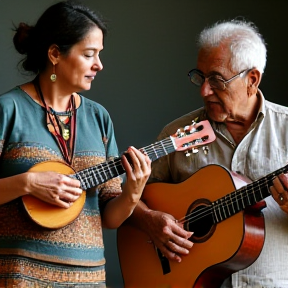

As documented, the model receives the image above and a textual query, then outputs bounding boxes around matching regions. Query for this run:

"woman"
[0,1,151,287]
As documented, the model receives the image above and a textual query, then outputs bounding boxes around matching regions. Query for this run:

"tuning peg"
[203,146,209,155]
[176,129,185,137]
[185,146,208,157]
[184,125,196,134]
[192,147,199,154]
[191,117,199,126]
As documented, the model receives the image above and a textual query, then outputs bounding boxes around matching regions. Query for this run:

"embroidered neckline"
[33,77,77,164]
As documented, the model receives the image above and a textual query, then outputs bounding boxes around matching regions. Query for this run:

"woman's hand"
[27,171,82,208]
[121,146,152,204]
[101,146,151,229]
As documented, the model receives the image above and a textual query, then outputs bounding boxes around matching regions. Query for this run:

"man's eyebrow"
[206,70,225,77]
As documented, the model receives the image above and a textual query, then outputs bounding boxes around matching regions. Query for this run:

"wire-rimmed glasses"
[188,68,251,91]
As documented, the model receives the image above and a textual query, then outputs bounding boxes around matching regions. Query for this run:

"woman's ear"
[48,44,60,65]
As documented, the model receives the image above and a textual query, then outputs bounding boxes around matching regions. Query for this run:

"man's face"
[196,46,250,124]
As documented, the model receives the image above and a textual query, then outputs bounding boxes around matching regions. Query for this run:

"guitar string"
[76,134,209,187]
[77,123,208,178]
[77,137,279,229]
[76,138,177,187]
[177,170,286,226]
[177,185,265,225]
[76,121,215,187]
[77,136,208,187]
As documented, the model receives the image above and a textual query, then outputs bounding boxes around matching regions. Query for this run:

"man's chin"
[206,110,227,123]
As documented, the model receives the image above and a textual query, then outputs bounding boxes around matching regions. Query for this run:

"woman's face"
[56,26,104,92]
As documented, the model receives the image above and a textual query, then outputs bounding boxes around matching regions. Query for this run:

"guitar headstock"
[171,120,216,154]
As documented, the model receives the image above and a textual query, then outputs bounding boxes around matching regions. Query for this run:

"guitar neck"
[74,137,176,190]
[212,165,288,223]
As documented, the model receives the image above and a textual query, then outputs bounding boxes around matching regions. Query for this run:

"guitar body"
[117,164,266,288]
[22,161,86,229]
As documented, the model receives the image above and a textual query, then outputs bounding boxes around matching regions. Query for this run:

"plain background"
[1,1,288,287]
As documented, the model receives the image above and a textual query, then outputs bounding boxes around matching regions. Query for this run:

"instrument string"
[76,137,176,187]
[176,171,285,226]
[76,133,208,188]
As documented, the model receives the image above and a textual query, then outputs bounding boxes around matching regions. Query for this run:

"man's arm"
[127,200,194,262]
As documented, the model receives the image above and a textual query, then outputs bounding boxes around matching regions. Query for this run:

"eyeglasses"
[187,68,251,91]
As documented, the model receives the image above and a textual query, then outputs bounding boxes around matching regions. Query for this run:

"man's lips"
[85,75,95,80]
[207,100,221,106]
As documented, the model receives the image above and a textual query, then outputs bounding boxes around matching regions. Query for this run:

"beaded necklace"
[33,77,77,165]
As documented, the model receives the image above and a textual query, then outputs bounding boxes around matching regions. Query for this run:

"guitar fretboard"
[73,137,176,190]
[212,165,288,223]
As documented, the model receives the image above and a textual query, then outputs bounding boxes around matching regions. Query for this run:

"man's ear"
[247,69,261,97]
[48,44,60,65]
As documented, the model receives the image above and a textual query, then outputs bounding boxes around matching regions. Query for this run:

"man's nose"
[200,79,214,97]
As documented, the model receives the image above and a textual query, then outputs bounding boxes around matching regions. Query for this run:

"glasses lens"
[208,76,225,90]
[189,70,204,86]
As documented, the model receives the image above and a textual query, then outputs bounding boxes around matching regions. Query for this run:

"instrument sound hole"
[184,201,215,243]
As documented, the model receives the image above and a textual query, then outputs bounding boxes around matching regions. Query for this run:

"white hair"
[197,19,267,73]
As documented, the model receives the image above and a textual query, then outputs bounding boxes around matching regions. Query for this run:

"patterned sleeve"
[0,95,14,158]
[95,106,123,210]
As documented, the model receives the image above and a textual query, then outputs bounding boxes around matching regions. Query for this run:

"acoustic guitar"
[116,163,285,288]
[22,120,216,229]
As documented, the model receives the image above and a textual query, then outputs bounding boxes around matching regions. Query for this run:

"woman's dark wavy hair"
[13,0,107,74]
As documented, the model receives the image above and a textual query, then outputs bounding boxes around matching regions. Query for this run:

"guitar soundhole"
[184,199,216,243]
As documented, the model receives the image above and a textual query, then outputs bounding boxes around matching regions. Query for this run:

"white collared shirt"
[150,90,288,288]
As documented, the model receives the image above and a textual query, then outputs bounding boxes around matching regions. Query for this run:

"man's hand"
[144,209,193,262]
[270,173,288,213]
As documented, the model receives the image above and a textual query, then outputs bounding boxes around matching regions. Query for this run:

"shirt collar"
[256,88,266,119]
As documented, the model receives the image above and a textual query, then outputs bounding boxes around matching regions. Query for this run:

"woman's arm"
[0,171,82,207]
[0,173,31,205]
